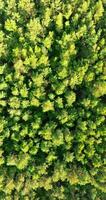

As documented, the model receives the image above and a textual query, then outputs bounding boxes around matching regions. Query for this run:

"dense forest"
[0,0,106,199]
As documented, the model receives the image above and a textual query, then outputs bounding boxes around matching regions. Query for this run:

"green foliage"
[0,0,106,199]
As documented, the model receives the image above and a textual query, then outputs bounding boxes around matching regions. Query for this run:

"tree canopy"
[0,0,106,199]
